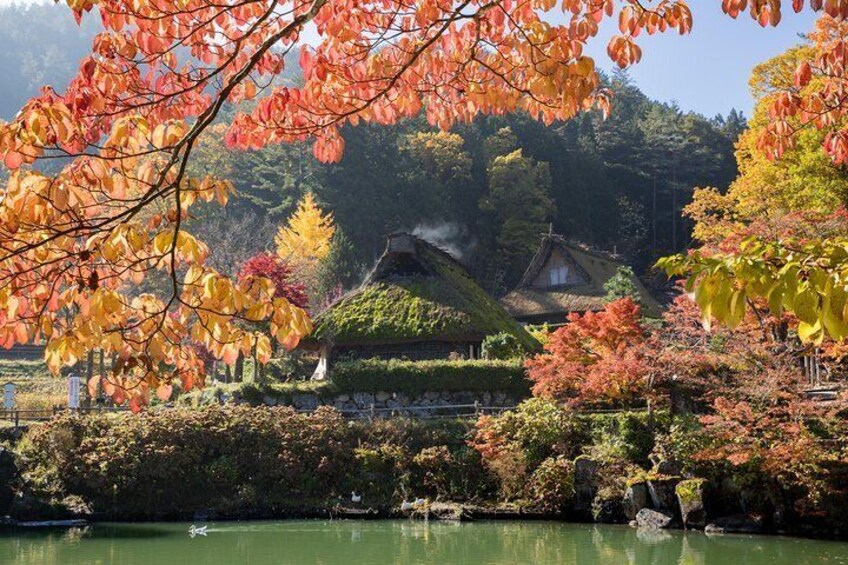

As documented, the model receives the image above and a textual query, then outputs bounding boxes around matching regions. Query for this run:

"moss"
[624,471,681,488]
[313,237,538,350]
[675,478,706,504]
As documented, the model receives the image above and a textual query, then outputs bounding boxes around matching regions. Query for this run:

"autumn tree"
[659,17,848,344]
[238,253,308,308]
[686,39,848,249]
[0,0,834,406]
[276,192,335,265]
[525,298,650,407]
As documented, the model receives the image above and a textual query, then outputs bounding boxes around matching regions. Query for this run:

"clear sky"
[0,0,821,117]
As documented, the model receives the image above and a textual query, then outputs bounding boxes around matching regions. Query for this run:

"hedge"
[329,358,532,396]
[15,406,489,519]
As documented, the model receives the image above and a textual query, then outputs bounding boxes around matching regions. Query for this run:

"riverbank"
[2,404,847,540]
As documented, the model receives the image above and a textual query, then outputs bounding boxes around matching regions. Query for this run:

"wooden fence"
[0,405,130,426]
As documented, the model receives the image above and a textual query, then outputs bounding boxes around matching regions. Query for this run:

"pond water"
[1,520,847,565]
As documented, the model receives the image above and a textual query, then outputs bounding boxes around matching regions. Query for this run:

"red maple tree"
[525,298,650,407]
[238,252,309,309]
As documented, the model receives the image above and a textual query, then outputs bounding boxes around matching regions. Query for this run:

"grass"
[0,359,65,412]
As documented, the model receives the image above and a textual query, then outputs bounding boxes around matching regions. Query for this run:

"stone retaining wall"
[237,389,522,415]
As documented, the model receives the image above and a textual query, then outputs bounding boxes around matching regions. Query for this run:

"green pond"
[1,520,847,565]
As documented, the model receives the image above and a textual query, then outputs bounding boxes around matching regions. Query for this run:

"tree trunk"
[235,354,244,382]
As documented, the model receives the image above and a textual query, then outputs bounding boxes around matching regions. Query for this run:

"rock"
[647,477,680,512]
[292,393,319,411]
[623,482,650,520]
[592,495,625,524]
[352,392,374,406]
[375,391,391,402]
[654,459,682,476]
[262,394,277,407]
[635,508,674,530]
[704,514,765,535]
[676,479,707,529]
[573,457,599,518]
[424,391,440,400]
[386,399,400,409]
[427,502,473,522]
[335,394,350,403]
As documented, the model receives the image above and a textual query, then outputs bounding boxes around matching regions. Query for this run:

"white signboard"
[3,383,15,410]
[68,375,81,409]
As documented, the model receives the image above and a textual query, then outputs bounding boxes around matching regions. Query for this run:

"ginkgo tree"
[658,16,848,345]
[0,0,835,408]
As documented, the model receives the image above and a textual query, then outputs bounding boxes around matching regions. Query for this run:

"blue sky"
[0,0,820,117]
[579,6,819,118]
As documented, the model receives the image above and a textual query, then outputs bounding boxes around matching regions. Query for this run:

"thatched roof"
[310,233,539,349]
[500,235,663,320]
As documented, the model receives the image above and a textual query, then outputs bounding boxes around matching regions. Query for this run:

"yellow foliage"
[275,193,335,263]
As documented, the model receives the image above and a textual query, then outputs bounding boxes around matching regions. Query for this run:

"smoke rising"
[411,222,476,261]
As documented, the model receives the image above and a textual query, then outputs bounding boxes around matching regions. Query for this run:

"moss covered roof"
[501,235,663,319]
[311,234,538,349]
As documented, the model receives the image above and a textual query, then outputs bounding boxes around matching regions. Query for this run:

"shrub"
[585,411,661,465]
[482,332,528,360]
[16,408,494,519]
[330,359,531,396]
[17,406,355,518]
[531,456,574,512]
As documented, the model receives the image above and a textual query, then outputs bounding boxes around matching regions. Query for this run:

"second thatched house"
[307,233,538,377]
[500,233,662,325]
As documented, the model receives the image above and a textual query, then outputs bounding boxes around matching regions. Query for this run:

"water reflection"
[0,520,846,565]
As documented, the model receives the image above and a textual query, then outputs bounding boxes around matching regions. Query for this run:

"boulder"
[292,393,319,411]
[623,482,650,520]
[375,391,391,403]
[635,508,674,530]
[654,459,682,476]
[704,514,765,535]
[572,457,599,518]
[352,392,374,407]
[262,395,277,407]
[592,494,625,524]
[647,477,681,512]
[675,479,707,529]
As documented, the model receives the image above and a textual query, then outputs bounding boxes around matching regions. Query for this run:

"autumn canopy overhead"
[0,0,838,408]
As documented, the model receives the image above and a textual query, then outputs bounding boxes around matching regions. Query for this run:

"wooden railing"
[0,405,130,426]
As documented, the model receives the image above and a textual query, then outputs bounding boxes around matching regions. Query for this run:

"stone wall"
[237,389,522,416]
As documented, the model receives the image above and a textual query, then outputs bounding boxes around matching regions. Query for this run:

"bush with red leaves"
[237,252,309,309]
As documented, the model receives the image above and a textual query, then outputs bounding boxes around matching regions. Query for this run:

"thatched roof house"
[308,233,538,376]
[500,234,663,324]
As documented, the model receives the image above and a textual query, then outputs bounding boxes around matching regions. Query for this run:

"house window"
[549,265,569,286]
